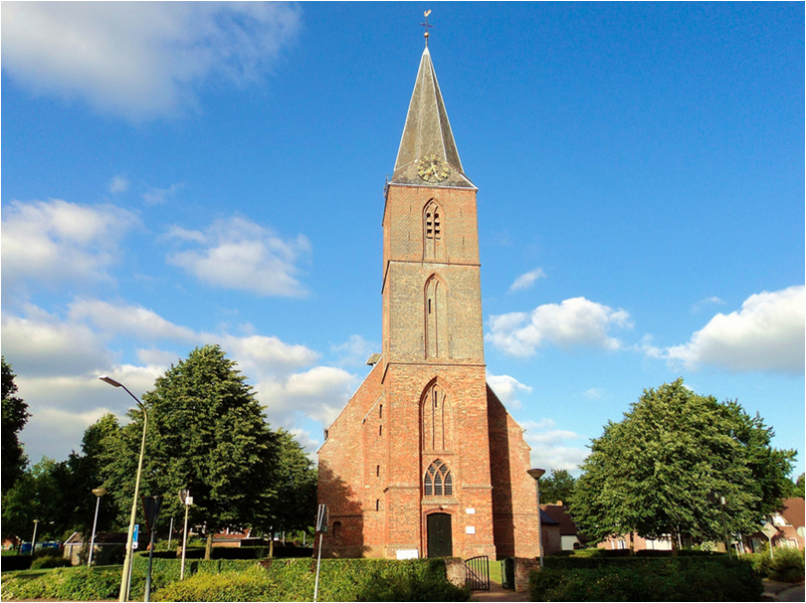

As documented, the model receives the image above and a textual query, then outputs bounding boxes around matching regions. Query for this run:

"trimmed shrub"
[1,566,122,601]
[531,557,762,602]
[30,555,72,569]
[153,566,276,602]
[748,546,805,583]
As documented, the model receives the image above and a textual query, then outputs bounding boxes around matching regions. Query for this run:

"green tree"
[2,357,30,493]
[1,457,71,541]
[539,469,576,506]
[101,345,280,560]
[255,429,317,540]
[571,379,796,551]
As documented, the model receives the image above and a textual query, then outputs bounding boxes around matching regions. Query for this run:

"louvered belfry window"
[424,459,453,496]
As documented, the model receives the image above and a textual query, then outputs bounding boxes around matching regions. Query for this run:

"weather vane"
[421,10,433,46]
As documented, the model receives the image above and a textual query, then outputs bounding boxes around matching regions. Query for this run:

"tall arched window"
[421,381,452,452]
[423,200,444,260]
[425,275,448,359]
[424,459,453,496]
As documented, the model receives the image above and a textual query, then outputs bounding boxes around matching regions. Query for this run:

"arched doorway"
[427,513,453,557]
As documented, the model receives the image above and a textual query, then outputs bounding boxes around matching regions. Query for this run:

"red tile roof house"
[541,503,584,552]
[748,497,805,553]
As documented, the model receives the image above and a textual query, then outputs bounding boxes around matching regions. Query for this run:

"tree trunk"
[671,528,679,557]
[269,527,274,558]
[629,531,635,556]
[205,532,213,561]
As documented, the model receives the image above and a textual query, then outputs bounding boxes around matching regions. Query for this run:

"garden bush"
[2,557,467,602]
[1,566,123,601]
[30,555,72,569]
[747,546,804,583]
[531,557,762,602]
[153,566,276,602]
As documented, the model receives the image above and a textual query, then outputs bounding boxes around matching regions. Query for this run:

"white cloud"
[331,335,379,367]
[167,216,311,297]
[521,418,588,473]
[508,268,546,293]
[1,199,139,299]
[582,388,603,400]
[487,297,632,357]
[69,299,198,342]
[257,366,358,427]
[692,296,725,313]
[0,312,112,377]
[666,285,805,375]
[1,2,301,121]
[220,334,320,376]
[109,175,129,194]
[142,183,183,206]
[487,373,533,410]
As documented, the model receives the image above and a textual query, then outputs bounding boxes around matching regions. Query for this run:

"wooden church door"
[427,513,453,557]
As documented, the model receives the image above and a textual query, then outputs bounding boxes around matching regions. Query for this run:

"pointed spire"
[390,47,474,188]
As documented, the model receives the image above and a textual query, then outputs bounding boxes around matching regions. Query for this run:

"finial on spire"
[421,10,433,47]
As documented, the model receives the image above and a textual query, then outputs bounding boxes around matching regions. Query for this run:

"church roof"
[391,47,475,188]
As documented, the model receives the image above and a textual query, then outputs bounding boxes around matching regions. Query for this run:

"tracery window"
[421,381,452,451]
[424,459,453,497]
[423,200,444,260]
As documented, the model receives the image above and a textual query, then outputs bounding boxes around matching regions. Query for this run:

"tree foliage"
[2,356,30,493]
[100,345,285,558]
[571,379,796,545]
[539,469,577,506]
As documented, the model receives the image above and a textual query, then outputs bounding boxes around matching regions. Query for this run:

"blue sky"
[2,2,804,478]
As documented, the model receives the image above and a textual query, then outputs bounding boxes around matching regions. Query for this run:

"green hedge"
[531,557,763,602]
[155,558,470,602]
[147,545,311,560]
[2,556,469,602]
[746,547,805,583]
[1,566,125,601]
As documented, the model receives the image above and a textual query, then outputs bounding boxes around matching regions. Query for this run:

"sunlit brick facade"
[318,45,539,560]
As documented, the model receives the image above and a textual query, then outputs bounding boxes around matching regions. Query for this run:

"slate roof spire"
[390,45,474,188]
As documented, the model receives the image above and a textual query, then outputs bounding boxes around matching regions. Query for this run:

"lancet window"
[421,381,452,451]
[423,200,444,260]
[425,275,447,359]
[424,459,453,497]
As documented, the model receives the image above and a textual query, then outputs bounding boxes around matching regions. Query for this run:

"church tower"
[318,40,539,561]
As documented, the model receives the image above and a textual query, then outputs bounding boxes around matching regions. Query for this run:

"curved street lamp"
[87,487,108,567]
[99,376,148,603]
[528,468,546,569]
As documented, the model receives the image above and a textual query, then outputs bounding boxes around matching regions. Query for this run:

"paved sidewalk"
[764,579,805,602]
[470,582,530,602]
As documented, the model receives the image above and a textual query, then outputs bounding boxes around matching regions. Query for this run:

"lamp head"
[92,487,108,497]
[99,376,122,387]
[528,468,546,480]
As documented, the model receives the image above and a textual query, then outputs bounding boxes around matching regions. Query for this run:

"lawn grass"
[6,564,122,579]
[489,559,502,584]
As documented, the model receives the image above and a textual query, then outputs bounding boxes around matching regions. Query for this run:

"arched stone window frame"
[423,459,453,497]
[420,378,453,452]
[423,199,444,260]
[424,274,448,359]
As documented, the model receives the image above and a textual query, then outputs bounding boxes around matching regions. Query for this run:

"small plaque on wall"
[466,526,476,535]
[396,549,419,560]
[465,508,476,514]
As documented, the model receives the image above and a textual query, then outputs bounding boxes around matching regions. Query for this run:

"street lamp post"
[88,487,108,567]
[528,468,546,569]
[99,376,148,603]
[30,519,40,556]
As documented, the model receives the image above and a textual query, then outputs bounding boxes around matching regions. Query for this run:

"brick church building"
[317,41,540,560]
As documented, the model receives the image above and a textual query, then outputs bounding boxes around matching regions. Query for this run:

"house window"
[424,459,453,496]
